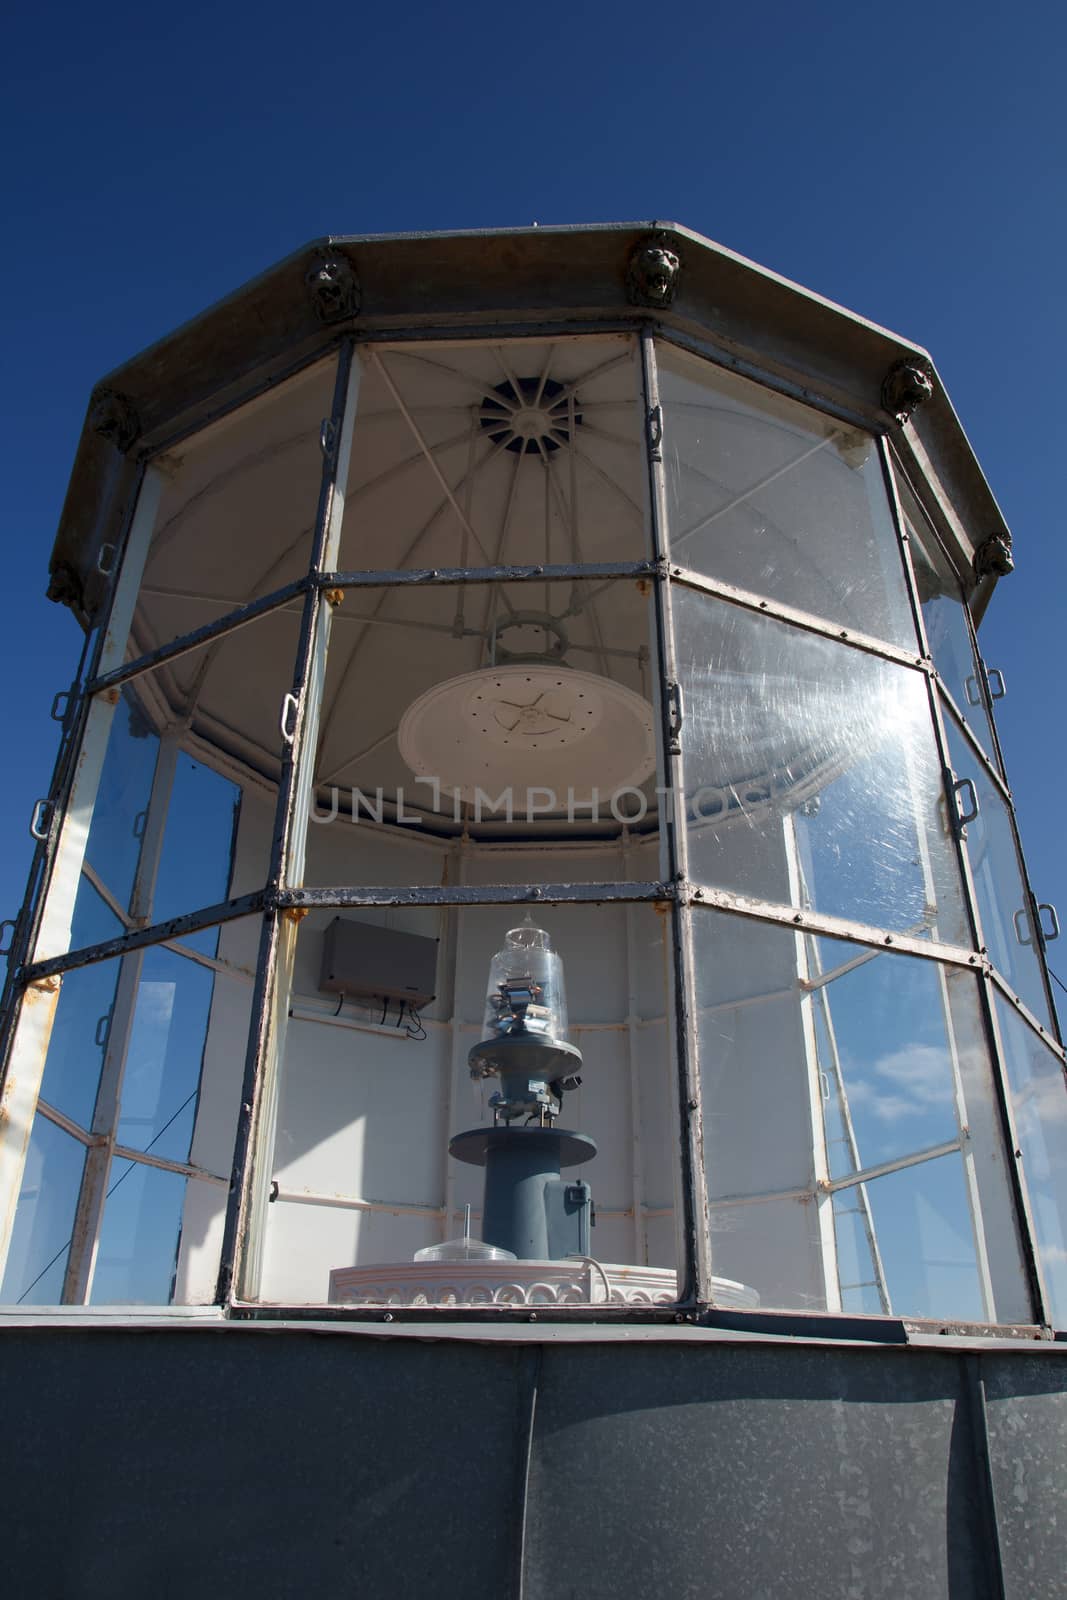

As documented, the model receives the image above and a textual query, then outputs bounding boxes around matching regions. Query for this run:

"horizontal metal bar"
[20,891,266,983]
[986,966,1066,1061]
[79,863,134,929]
[824,1138,962,1193]
[111,1145,228,1187]
[160,941,257,984]
[798,916,934,991]
[318,559,658,590]
[87,577,310,696]
[278,881,675,911]
[707,1185,812,1209]
[36,1099,96,1147]
[686,881,982,969]
[271,1185,442,1218]
[668,562,929,672]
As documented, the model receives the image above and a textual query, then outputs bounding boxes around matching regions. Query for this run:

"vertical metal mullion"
[783,814,841,1311]
[622,834,649,1266]
[217,340,359,1304]
[877,436,928,663]
[639,329,711,1308]
[0,622,99,1030]
[62,736,180,1304]
[0,467,164,1283]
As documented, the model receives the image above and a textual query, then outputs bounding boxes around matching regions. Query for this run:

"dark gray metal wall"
[2,1327,1063,1599]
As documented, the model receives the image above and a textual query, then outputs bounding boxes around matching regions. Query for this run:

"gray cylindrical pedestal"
[449,1126,597,1259]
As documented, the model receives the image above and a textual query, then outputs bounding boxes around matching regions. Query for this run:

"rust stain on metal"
[283,906,310,924]
[27,975,61,997]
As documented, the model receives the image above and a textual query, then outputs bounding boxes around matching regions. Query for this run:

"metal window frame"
[884,441,1055,1325]
[2,318,1064,1336]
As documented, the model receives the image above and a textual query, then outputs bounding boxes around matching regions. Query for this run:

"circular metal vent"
[479,377,583,455]
[398,664,656,805]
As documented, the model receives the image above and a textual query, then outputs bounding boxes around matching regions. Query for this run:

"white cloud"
[842,1043,953,1124]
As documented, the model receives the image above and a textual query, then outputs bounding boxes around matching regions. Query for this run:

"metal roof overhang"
[49,221,1010,623]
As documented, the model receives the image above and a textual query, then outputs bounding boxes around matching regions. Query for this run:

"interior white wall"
[174,774,831,1308]
[254,826,677,1302]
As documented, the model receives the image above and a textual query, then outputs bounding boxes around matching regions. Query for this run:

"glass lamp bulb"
[482,914,570,1045]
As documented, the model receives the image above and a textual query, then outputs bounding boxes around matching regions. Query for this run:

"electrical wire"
[1048,966,1067,999]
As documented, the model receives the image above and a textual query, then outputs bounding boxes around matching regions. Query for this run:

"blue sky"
[1,0,1064,1004]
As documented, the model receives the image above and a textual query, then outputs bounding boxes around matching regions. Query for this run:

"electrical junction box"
[319,917,438,1009]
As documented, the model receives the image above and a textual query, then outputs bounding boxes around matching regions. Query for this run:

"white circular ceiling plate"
[399,665,656,805]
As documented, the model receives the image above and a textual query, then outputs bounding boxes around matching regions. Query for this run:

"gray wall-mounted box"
[319,917,438,1008]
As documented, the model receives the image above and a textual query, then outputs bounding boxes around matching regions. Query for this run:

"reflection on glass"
[657,343,915,647]
[70,689,159,933]
[152,753,240,949]
[304,578,656,885]
[40,889,123,1126]
[100,607,300,923]
[943,712,1052,1028]
[115,947,217,1161]
[91,1161,191,1304]
[126,356,337,662]
[337,337,646,572]
[811,936,961,1175]
[0,1119,86,1304]
[896,471,998,764]
[18,914,256,1306]
[694,908,1028,1320]
[857,1154,984,1321]
[675,590,968,944]
[995,999,1067,1328]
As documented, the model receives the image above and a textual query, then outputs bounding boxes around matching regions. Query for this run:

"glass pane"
[81,688,161,911]
[657,342,915,647]
[304,577,659,886]
[851,1153,985,1322]
[0,1119,86,1305]
[15,915,256,1306]
[256,901,677,1306]
[675,589,969,945]
[91,1163,221,1305]
[115,934,254,1171]
[896,470,998,764]
[694,908,1028,1321]
[810,936,963,1172]
[337,336,646,572]
[943,712,1052,1028]
[110,605,299,919]
[995,998,1067,1328]
[40,895,123,1127]
[151,752,240,949]
[126,356,337,660]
